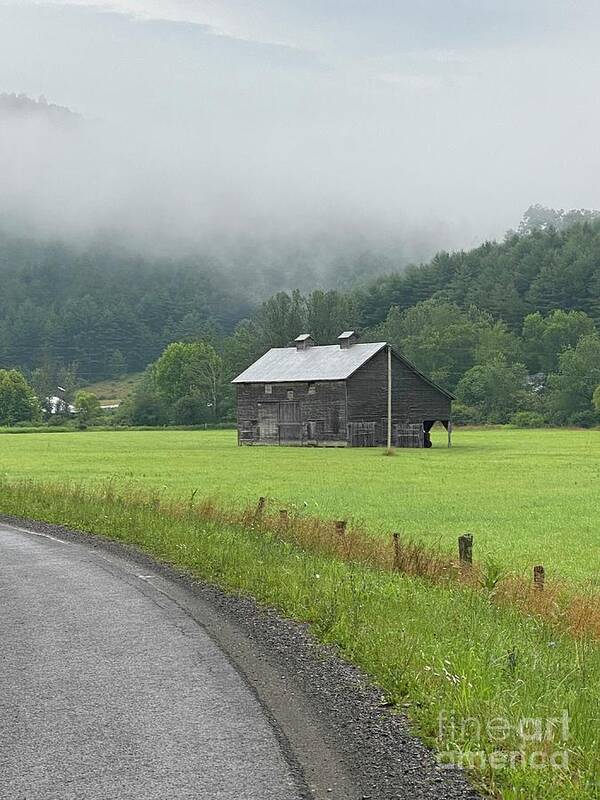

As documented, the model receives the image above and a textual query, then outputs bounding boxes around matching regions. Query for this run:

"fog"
[1,0,600,276]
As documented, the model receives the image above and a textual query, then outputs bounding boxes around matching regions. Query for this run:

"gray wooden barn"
[232,332,453,447]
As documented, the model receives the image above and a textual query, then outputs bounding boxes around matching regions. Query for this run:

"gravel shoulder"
[0,513,481,800]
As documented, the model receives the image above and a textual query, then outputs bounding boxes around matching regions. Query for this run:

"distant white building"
[45,396,76,415]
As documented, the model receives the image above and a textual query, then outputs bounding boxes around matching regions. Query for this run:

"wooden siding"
[345,349,388,426]
[346,349,450,445]
[394,354,451,423]
[236,381,347,445]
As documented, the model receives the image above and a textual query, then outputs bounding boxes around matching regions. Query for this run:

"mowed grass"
[1,427,599,582]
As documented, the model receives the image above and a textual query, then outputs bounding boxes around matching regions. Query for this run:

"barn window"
[264,383,272,394]
[308,382,316,395]
[287,389,294,400]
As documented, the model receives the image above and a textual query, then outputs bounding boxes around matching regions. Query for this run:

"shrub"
[593,384,600,414]
[451,402,481,425]
[170,394,213,426]
[510,411,546,428]
[455,358,530,422]
[0,368,41,425]
[48,414,74,428]
[127,393,168,427]
[74,391,102,426]
[567,410,600,428]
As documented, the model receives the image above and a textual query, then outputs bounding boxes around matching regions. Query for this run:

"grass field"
[1,427,599,582]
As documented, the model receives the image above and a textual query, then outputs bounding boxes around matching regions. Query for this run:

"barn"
[232,332,454,448]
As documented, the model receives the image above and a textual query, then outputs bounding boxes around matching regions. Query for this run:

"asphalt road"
[0,523,303,800]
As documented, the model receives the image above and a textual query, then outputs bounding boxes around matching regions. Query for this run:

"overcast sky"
[1,0,599,254]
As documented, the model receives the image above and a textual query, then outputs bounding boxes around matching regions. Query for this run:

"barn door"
[394,423,424,448]
[258,402,279,443]
[347,421,376,447]
[279,401,302,443]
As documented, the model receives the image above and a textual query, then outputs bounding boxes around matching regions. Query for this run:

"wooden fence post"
[255,496,266,520]
[458,534,473,566]
[533,565,545,590]
[335,520,347,536]
[392,532,401,571]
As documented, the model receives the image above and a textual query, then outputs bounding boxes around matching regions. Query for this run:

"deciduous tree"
[456,358,530,423]
[152,341,225,419]
[545,333,600,423]
[0,369,41,426]
[74,391,102,425]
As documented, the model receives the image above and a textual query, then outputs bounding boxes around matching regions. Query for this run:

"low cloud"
[1,1,600,276]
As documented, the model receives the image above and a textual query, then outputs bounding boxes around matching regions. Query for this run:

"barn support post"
[386,344,392,452]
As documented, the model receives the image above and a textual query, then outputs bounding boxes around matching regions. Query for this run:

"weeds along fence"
[3,479,600,640]
[213,494,460,584]
[200,495,600,640]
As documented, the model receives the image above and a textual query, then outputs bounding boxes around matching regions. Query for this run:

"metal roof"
[232,342,387,383]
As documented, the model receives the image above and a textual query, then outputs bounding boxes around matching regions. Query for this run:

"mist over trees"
[0,233,252,382]
[3,213,600,428]
[0,229,409,384]
[517,204,600,235]
[0,92,81,123]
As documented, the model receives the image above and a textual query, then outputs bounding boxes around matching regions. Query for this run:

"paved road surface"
[0,523,303,800]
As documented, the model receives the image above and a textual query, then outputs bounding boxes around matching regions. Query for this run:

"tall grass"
[1,479,599,799]
[118,488,600,640]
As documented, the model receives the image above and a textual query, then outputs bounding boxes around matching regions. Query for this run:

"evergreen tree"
[107,350,127,378]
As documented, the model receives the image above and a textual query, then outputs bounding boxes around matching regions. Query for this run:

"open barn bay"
[1,427,599,582]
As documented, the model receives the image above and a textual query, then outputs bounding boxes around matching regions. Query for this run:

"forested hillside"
[355,219,600,329]
[0,234,252,380]
[0,229,403,385]
[2,215,600,427]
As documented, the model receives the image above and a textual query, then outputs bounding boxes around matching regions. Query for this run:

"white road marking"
[1,524,71,545]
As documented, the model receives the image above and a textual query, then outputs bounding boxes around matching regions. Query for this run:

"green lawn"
[1,426,599,582]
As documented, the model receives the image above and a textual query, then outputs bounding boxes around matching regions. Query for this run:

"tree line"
[3,212,600,427]
[4,300,600,428]
[0,233,253,386]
